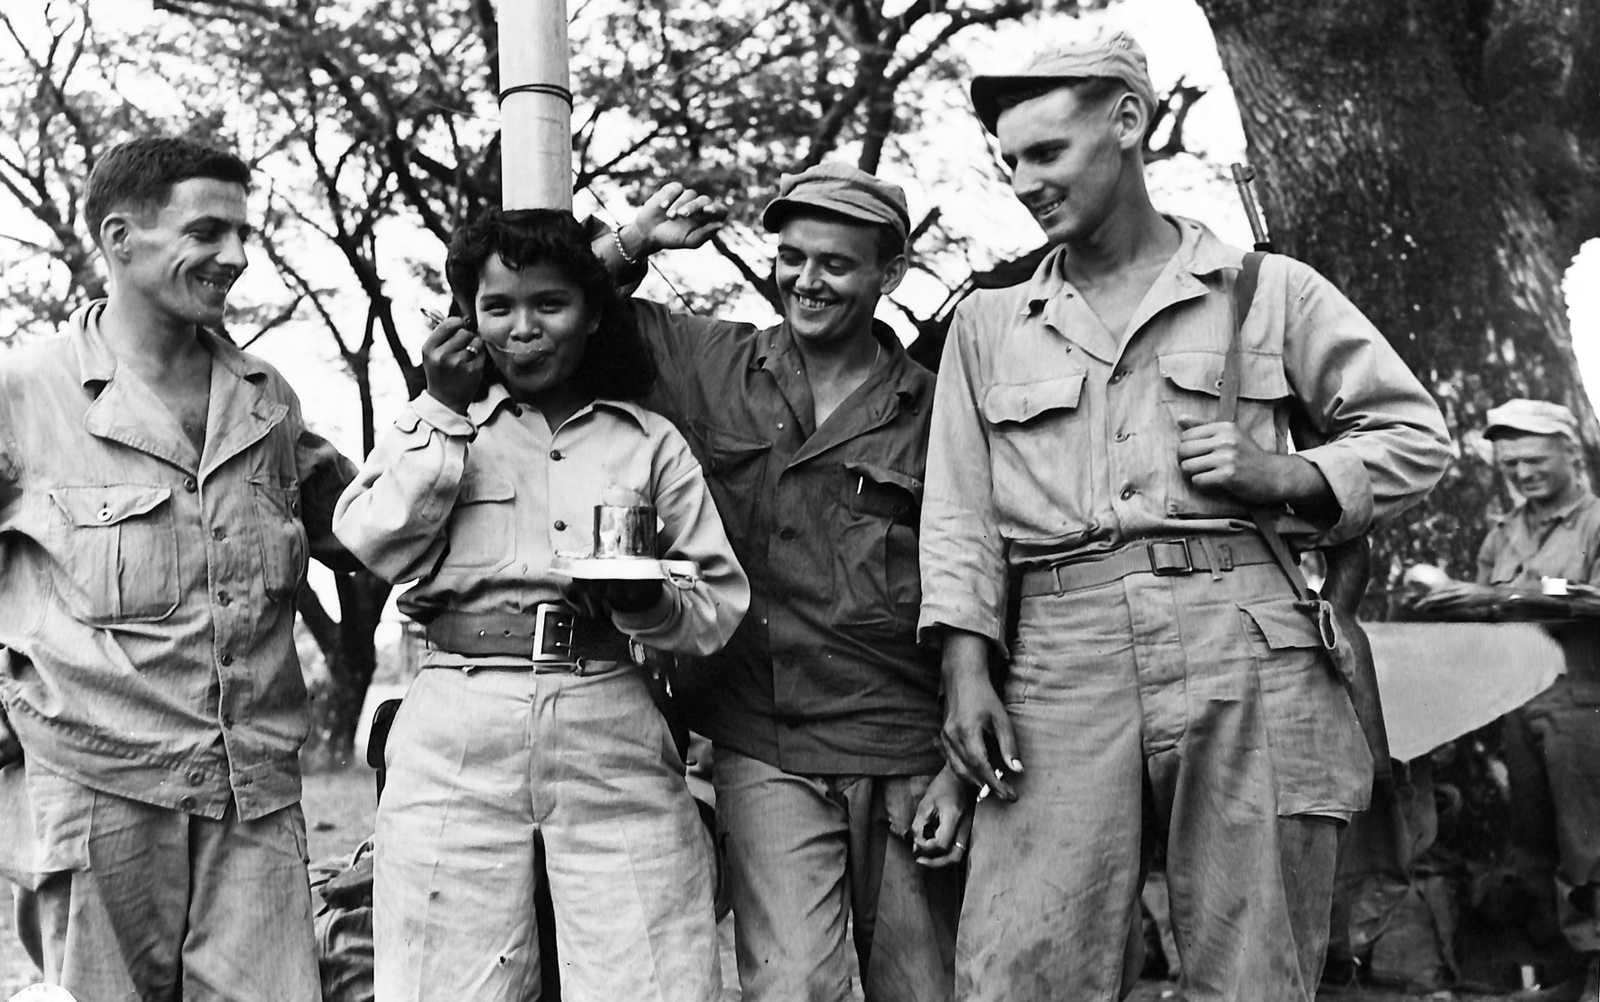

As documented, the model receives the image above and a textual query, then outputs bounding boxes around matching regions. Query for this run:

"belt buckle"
[533,605,577,659]
[1146,539,1193,576]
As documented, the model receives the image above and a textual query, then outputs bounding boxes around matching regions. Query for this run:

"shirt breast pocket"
[1158,350,1289,444]
[690,423,772,542]
[48,484,180,623]
[838,462,923,625]
[979,371,1090,521]
[249,477,309,601]
[445,472,516,570]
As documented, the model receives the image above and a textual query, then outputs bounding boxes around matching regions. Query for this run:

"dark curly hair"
[445,208,656,402]
[84,137,251,247]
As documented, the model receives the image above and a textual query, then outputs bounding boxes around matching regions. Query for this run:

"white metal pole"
[497,0,572,210]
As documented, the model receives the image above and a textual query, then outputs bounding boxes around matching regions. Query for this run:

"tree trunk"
[299,572,390,771]
[1197,0,1600,596]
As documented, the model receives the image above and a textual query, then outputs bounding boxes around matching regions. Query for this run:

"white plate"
[550,554,700,582]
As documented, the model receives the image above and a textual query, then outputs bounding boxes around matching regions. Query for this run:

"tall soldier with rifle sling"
[919,26,1453,1002]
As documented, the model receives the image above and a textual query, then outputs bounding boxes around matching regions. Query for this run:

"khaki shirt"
[0,302,355,820]
[333,387,748,663]
[920,218,1453,645]
[1476,492,1600,694]
[1476,492,1600,588]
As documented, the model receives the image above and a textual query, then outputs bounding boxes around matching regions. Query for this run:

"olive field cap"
[760,163,911,244]
[970,26,1157,134]
[1484,398,1580,442]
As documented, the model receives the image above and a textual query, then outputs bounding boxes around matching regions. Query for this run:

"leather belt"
[1016,534,1278,598]
[423,606,633,672]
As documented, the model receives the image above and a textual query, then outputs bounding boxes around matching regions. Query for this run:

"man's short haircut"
[84,137,251,246]
[993,76,1135,122]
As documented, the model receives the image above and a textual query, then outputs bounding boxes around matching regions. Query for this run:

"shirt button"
[219,652,234,666]
[1114,431,1131,442]
[553,520,568,531]
[212,527,227,541]
[550,449,563,461]
[183,476,198,493]
[97,508,112,522]
[1109,369,1128,384]
[178,795,197,811]
[1120,486,1137,500]
[510,405,524,417]
[777,422,785,430]
[187,769,205,785]
[216,591,232,606]
[777,527,797,541]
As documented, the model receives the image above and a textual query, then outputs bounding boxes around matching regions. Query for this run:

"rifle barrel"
[1229,163,1274,253]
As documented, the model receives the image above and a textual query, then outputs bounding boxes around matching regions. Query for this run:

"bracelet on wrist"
[613,226,639,265]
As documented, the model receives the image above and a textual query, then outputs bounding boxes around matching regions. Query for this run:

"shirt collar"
[756,319,928,401]
[69,299,272,390]
[1019,215,1241,316]
[1510,490,1596,529]
[465,382,651,430]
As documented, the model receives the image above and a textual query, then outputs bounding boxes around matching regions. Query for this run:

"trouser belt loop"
[1197,535,1225,582]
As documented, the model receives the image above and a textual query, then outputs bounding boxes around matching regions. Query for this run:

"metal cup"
[593,504,656,558]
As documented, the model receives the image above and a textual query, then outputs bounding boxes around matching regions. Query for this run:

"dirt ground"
[0,765,1535,1001]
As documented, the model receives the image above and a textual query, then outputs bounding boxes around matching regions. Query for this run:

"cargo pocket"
[444,472,516,570]
[48,484,179,623]
[1238,599,1372,818]
[250,477,310,602]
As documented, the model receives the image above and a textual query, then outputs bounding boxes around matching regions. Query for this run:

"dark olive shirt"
[632,300,940,776]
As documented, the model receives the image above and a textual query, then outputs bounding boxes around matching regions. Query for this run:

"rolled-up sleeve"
[613,427,748,655]
[918,301,1009,648]
[1280,259,1454,543]
[333,393,471,584]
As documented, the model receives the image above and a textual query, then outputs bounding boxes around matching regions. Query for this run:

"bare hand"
[1408,580,1502,617]
[420,311,485,414]
[910,766,976,868]
[630,181,726,255]
[1175,419,1304,505]
[940,634,1022,801]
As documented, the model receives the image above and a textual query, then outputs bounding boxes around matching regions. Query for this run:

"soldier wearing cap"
[919,26,1453,1002]
[592,166,966,1002]
[1413,398,1600,998]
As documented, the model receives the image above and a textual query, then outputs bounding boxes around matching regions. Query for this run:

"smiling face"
[111,177,251,329]
[1493,433,1581,507]
[473,255,598,404]
[773,215,905,350]
[996,84,1142,245]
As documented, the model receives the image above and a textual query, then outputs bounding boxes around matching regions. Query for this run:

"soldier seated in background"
[1411,398,1600,1001]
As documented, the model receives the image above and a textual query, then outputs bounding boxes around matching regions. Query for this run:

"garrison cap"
[760,163,911,245]
[970,26,1156,134]
[1484,398,1580,442]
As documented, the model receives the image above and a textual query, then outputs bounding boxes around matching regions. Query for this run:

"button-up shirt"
[920,218,1453,646]
[1476,492,1600,589]
[1476,491,1600,692]
[332,387,748,664]
[631,301,941,776]
[0,302,356,820]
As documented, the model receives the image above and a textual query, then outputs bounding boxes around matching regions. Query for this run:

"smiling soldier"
[0,137,356,1001]
[592,167,969,1002]
[918,27,1453,1002]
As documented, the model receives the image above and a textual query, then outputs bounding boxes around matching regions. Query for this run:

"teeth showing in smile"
[197,276,229,293]
[1033,197,1064,217]
[794,294,832,310]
